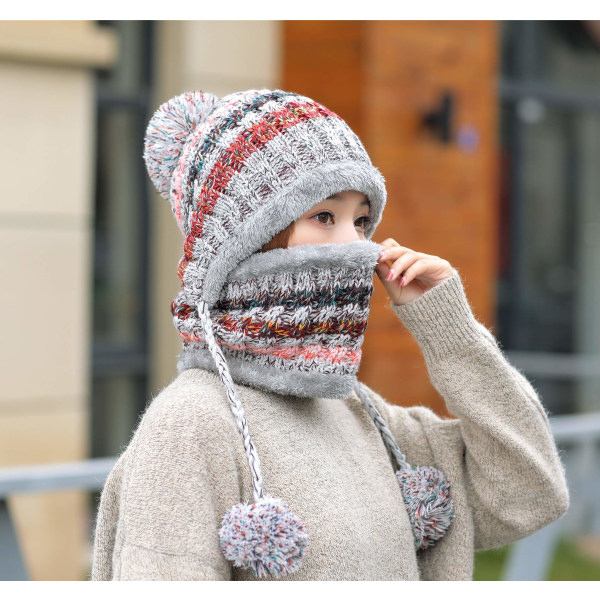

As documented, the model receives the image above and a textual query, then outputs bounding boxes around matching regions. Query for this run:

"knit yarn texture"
[90,269,571,581]
[89,88,572,581]
[144,89,387,313]
[141,88,455,577]
[175,239,382,399]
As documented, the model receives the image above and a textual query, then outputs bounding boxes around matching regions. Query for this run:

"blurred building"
[0,21,118,580]
[0,19,599,580]
[497,21,600,418]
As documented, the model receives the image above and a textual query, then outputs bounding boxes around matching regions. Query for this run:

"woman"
[90,89,569,581]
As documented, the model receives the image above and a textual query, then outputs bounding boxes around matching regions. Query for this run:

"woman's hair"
[258,221,294,252]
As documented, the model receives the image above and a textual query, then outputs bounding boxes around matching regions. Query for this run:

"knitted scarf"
[171,237,453,576]
[173,239,382,399]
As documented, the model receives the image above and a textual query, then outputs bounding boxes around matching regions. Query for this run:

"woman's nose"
[335,224,363,244]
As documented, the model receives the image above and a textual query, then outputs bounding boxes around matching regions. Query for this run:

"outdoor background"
[0,20,599,581]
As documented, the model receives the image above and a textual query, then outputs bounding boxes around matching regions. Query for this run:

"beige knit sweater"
[90,269,569,581]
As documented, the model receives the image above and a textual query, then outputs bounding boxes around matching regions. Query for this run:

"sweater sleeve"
[93,384,242,580]
[366,268,570,551]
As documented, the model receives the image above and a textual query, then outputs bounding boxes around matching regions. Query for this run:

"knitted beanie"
[143,89,453,578]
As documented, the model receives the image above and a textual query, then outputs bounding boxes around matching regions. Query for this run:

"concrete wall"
[0,21,116,581]
[0,19,282,580]
[149,21,282,395]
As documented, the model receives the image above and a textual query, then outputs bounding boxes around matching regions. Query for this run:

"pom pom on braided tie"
[353,381,454,550]
[396,465,454,551]
[219,495,309,578]
[195,299,308,577]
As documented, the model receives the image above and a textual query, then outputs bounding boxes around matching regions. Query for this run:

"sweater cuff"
[391,268,484,362]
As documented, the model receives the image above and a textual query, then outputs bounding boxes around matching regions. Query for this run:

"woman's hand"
[375,239,454,306]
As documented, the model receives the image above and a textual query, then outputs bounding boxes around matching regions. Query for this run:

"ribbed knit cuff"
[391,268,484,363]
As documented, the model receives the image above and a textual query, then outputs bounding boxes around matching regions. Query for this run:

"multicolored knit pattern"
[174,239,382,400]
[143,89,387,310]
[143,90,455,577]
[219,495,309,578]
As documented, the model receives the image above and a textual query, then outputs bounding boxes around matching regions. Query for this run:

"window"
[498,21,600,415]
[91,21,155,458]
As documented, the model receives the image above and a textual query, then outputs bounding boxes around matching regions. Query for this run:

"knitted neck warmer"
[144,88,454,579]
[174,239,381,400]
[186,237,454,575]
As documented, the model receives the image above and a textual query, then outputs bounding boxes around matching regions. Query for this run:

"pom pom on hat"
[219,496,309,578]
[143,90,220,200]
[396,465,454,550]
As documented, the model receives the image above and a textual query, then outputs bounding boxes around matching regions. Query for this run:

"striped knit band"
[175,239,382,399]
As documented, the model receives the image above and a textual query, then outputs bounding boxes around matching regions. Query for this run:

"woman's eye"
[312,212,372,228]
[314,211,334,225]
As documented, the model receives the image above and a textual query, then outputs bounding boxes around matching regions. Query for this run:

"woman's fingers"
[380,246,428,282]
[375,239,455,304]
[402,257,443,287]
[379,244,407,264]
[394,251,426,275]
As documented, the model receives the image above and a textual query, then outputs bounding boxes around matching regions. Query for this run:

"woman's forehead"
[324,191,370,205]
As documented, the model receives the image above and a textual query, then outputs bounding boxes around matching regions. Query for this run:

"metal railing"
[501,412,600,580]
[0,457,116,580]
[0,415,599,581]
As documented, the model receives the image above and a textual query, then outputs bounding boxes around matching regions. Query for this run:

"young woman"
[91,89,569,581]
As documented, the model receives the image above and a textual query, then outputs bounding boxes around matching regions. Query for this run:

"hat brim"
[201,160,387,309]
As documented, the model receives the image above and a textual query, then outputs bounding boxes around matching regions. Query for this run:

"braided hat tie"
[354,381,454,550]
[144,89,454,578]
